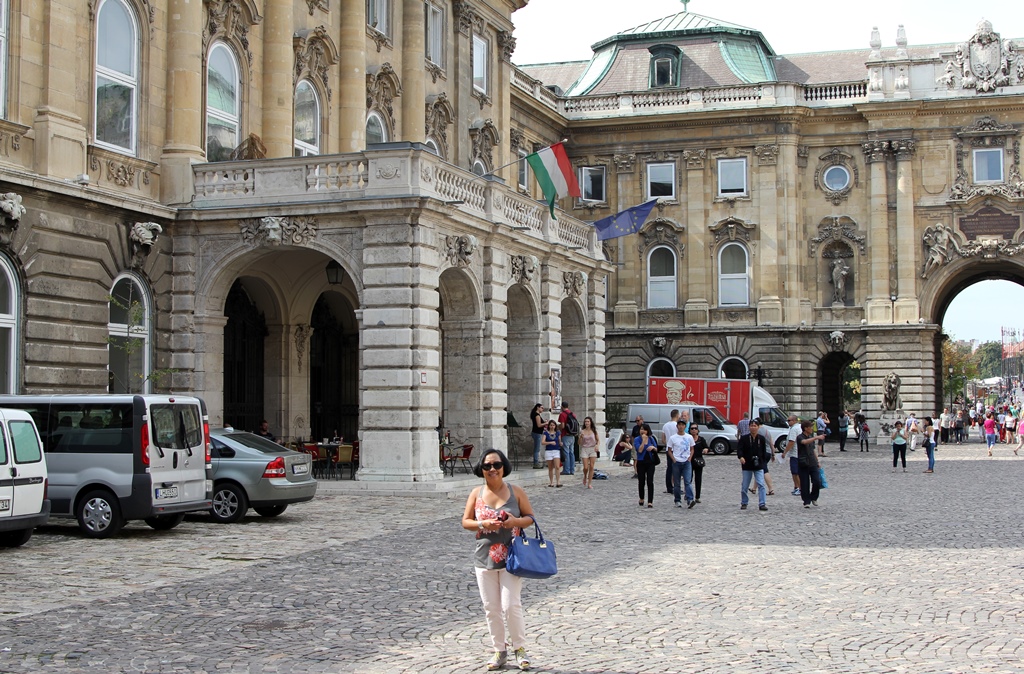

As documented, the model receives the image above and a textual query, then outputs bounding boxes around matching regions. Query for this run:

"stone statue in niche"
[829,258,850,304]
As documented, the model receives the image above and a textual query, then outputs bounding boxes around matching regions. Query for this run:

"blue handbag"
[505,515,558,579]
[819,467,829,489]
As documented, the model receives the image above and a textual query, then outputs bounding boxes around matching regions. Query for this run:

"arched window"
[647,246,676,308]
[94,0,139,154]
[424,137,441,157]
[206,43,240,162]
[471,160,487,176]
[108,275,151,393]
[719,357,748,380]
[718,242,749,306]
[0,254,19,393]
[366,112,387,145]
[293,80,320,157]
[647,358,676,378]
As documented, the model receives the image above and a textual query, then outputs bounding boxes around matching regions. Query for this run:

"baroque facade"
[0,0,608,483]
[513,13,1024,432]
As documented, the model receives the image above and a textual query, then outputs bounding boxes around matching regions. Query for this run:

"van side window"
[10,421,42,463]
[151,404,203,449]
[691,409,705,425]
[0,424,7,463]
[48,404,134,454]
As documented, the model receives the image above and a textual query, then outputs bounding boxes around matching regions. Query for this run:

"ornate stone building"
[513,13,1024,431]
[0,0,608,483]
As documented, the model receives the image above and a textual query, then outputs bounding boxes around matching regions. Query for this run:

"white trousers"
[474,566,526,651]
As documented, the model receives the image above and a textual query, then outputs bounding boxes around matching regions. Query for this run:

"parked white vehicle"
[0,408,49,547]
[626,403,739,455]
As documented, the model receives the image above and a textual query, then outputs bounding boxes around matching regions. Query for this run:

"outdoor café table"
[440,442,459,476]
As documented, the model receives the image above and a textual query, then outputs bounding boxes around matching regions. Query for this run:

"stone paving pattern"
[1,437,1023,673]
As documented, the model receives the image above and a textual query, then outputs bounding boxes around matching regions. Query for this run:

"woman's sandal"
[767,490,775,496]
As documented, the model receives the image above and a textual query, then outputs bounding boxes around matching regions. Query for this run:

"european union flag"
[593,200,658,241]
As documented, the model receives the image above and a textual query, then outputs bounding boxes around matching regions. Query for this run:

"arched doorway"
[506,285,541,450]
[719,357,748,380]
[224,280,267,432]
[309,292,359,442]
[819,351,856,437]
[560,298,588,419]
[439,268,483,448]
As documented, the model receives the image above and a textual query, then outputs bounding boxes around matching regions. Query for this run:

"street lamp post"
[747,362,773,388]
[948,366,954,410]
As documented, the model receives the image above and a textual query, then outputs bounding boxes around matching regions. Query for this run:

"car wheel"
[144,514,185,530]
[710,439,729,455]
[0,528,33,547]
[253,505,288,518]
[210,482,248,524]
[775,436,787,452]
[77,490,125,539]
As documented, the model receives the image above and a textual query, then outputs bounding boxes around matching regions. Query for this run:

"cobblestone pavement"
[1,436,1023,673]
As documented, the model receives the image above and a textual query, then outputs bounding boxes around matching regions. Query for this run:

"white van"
[626,403,739,455]
[0,408,49,547]
[0,395,212,538]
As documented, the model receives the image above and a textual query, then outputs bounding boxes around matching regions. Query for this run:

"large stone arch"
[438,266,484,450]
[920,254,1024,326]
[560,295,589,419]
[506,283,542,452]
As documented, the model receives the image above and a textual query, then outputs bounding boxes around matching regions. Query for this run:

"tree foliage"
[975,341,1002,379]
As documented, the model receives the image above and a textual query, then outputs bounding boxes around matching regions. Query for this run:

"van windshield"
[706,407,729,424]
[758,406,789,428]
[151,404,203,450]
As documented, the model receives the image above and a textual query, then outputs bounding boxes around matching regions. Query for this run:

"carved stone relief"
[366,63,402,137]
[425,94,455,158]
[937,20,1023,94]
[0,129,22,157]
[240,216,318,247]
[808,216,866,257]
[861,140,890,163]
[497,30,516,62]
[613,153,636,173]
[444,234,477,268]
[827,255,851,305]
[828,330,849,352]
[813,148,860,205]
[797,146,809,168]
[638,219,685,258]
[683,149,706,169]
[453,1,484,36]
[294,324,313,373]
[563,271,586,299]
[949,118,1023,202]
[305,0,328,15]
[294,26,338,102]
[0,192,26,248]
[709,217,756,245]
[921,219,1024,278]
[509,128,524,155]
[754,145,779,166]
[128,221,162,268]
[203,0,261,69]
[510,254,537,284]
[891,139,916,160]
[469,119,500,172]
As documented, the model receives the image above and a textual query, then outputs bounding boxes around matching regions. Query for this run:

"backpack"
[564,412,580,435]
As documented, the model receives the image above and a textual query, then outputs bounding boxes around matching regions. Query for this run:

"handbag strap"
[521,514,543,542]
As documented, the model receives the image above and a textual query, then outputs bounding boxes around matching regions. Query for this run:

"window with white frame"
[719,357,748,380]
[108,275,151,394]
[718,242,749,306]
[94,0,139,154]
[518,149,529,190]
[718,158,747,196]
[425,2,444,66]
[425,137,441,156]
[293,80,320,157]
[206,43,240,162]
[647,162,675,200]
[0,254,18,393]
[653,58,672,87]
[580,166,606,202]
[471,160,486,176]
[647,357,676,378]
[366,111,387,145]
[0,0,9,120]
[647,246,677,308]
[472,34,488,93]
[973,148,1003,183]
[367,0,389,36]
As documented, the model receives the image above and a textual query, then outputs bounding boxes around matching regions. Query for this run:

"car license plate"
[155,487,178,500]
[0,498,9,511]
[292,463,308,475]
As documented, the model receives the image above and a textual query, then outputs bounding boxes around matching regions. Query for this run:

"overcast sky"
[511,0,1023,344]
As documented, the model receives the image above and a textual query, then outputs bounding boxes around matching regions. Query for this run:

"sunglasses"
[481,462,503,472]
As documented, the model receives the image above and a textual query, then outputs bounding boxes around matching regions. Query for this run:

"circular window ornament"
[823,165,850,191]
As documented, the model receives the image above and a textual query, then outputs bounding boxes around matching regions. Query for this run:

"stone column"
[261,0,295,158]
[755,144,783,324]
[479,248,509,454]
[862,140,892,324]
[587,274,608,441]
[185,314,229,427]
[161,0,206,204]
[357,217,443,482]
[611,154,639,328]
[683,151,710,326]
[263,323,289,439]
[339,0,367,152]
[539,262,563,409]
[401,0,425,143]
[893,139,919,322]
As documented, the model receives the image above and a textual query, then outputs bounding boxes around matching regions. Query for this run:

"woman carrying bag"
[634,425,658,508]
[462,449,535,671]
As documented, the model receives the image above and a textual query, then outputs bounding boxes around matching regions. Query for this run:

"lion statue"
[882,372,902,412]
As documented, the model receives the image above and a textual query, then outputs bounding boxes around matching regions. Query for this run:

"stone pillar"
[186,314,229,428]
[539,262,563,409]
[339,0,367,152]
[480,248,509,455]
[587,274,608,440]
[357,218,443,482]
[161,0,206,204]
[286,323,313,443]
[401,0,425,143]
[755,144,783,324]
[862,140,892,324]
[893,139,919,322]
[611,154,638,328]
[263,323,289,439]
[683,151,710,326]
[261,0,295,158]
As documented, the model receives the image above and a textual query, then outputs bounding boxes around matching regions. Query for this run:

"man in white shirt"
[662,409,680,494]
[667,420,696,508]
[905,412,919,451]
[783,414,802,496]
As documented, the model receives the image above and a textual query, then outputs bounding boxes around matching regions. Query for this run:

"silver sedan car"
[206,428,317,523]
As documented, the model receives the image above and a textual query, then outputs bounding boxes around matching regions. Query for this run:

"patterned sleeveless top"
[473,485,522,570]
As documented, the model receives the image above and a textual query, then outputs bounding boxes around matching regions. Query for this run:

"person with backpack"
[558,402,579,477]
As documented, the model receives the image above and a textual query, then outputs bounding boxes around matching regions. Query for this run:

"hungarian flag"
[526,142,581,218]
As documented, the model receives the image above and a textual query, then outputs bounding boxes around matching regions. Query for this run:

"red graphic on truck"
[647,377,753,426]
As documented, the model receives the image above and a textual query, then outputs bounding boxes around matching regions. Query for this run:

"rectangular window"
[518,149,529,190]
[973,148,1003,183]
[720,277,748,305]
[367,0,389,35]
[647,162,675,200]
[718,158,747,196]
[425,3,444,66]
[473,34,488,93]
[654,58,672,87]
[580,166,606,202]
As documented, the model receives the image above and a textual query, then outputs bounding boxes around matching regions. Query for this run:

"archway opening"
[560,298,588,420]
[719,357,747,380]
[819,351,856,439]
[223,279,267,433]
[506,285,541,458]
[309,291,358,442]
[438,268,482,448]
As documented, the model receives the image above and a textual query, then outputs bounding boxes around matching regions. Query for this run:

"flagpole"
[464,139,569,183]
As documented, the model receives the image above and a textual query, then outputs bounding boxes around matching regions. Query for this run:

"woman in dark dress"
[633,425,658,508]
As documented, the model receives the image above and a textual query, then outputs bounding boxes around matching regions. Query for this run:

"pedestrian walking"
[578,416,599,489]
[634,425,658,508]
[1016,421,1024,456]
[954,410,965,444]
[667,419,695,508]
[738,419,769,511]
[859,417,871,452]
[922,416,936,473]
[662,409,681,494]
[541,420,562,488]
[529,403,545,469]
[557,402,578,476]
[939,408,951,445]
[838,410,851,452]
[795,419,824,507]
[461,449,535,671]
[891,421,908,472]
[906,413,920,452]
[984,412,998,456]
[783,414,802,495]
[816,411,830,457]
[689,425,709,503]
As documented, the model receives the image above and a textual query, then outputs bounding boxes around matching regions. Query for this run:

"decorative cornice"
[709,217,756,245]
